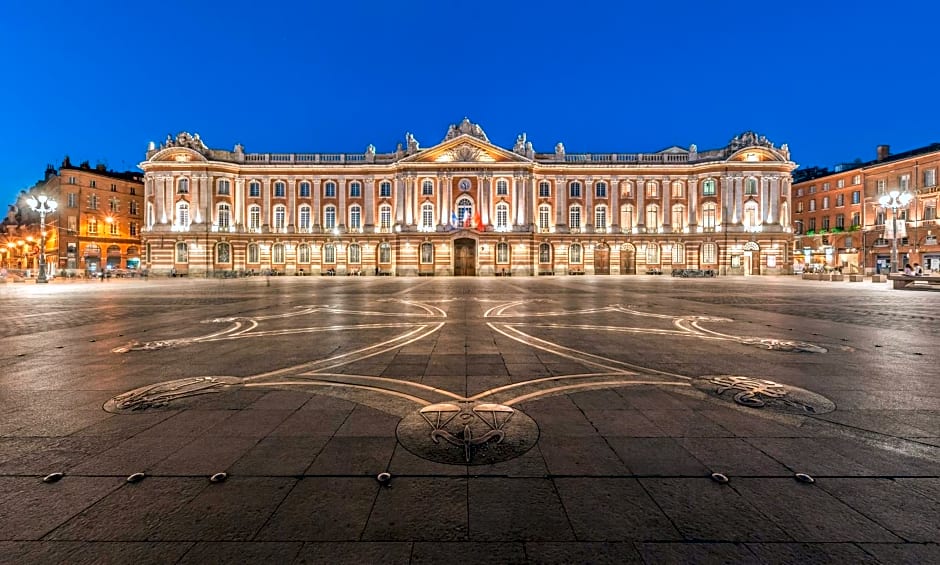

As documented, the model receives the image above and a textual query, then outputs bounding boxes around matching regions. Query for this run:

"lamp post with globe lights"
[878,189,913,273]
[26,195,58,283]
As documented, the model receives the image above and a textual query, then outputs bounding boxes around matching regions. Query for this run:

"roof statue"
[161,131,209,153]
[442,118,489,143]
[729,131,775,151]
[405,132,420,154]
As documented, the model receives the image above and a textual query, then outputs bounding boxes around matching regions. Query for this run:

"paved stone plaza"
[0,276,937,564]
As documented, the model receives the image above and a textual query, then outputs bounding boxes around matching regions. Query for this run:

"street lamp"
[878,189,913,273]
[26,195,58,283]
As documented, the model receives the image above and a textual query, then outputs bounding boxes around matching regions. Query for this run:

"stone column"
[262,178,271,229]
[395,175,405,225]
[404,176,414,226]
[312,179,322,230]
[481,174,491,226]
[235,178,245,228]
[721,176,733,225]
[288,179,296,230]
[662,178,671,231]
[769,176,780,225]
[555,176,566,230]
[734,176,743,224]
[155,175,166,224]
[637,178,646,230]
[585,178,594,231]
[689,178,699,227]
[364,178,375,229]
[338,176,347,230]
[610,177,620,232]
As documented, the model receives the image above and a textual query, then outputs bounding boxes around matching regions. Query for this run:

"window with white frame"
[852,174,861,185]
[247,243,259,263]
[823,182,830,191]
[273,205,286,230]
[569,205,582,229]
[899,174,910,190]
[702,202,716,229]
[324,206,336,229]
[298,244,311,263]
[671,181,684,198]
[621,182,633,198]
[569,181,582,198]
[349,205,361,230]
[743,201,759,228]
[569,243,582,264]
[422,180,434,196]
[702,179,716,195]
[350,182,362,198]
[876,179,886,192]
[420,242,433,264]
[538,204,551,230]
[109,198,120,213]
[646,244,659,264]
[349,244,361,264]
[745,178,758,195]
[176,201,190,227]
[496,179,508,195]
[88,218,98,234]
[495,203,509,229]
[218,179,231,195]
[216,242,231,263]
[671,204,685,230]
[496,242,510,264]
[645,181,658,198]
[248,205,261,231]
[539,243,551,263]
[539,181,551,198]
[594,205,607,231]
[324,244,335,263]
[175,242,188,263]
[809,199,816,212]
[925,169,937,187]
[457,198,473,225]
[595,182,607,198]
[249,181,261,197]
[837,179,845,188]
[299,182,311,197]
[671,243,684,264]
[421,203,434,229]
[272,243,285,263]
[177,178,189,194]
[702,243,717,263]
[822,196,829,209]
[110,220,119,235]
[298,206,311,231]
[379,181,392,198]
[379,205,392,230]
[274,181,286,197]
[621,205,634,231]
[645,204,659,230]
[324,182,336,198]
[379,243,391,263]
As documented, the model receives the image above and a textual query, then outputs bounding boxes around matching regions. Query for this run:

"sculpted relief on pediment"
[441,143,496,163]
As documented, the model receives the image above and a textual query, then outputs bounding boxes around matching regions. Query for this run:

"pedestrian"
[903,263,914,275]
[913,263,923,276]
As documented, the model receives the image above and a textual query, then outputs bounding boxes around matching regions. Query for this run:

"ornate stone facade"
[139,119,796,277]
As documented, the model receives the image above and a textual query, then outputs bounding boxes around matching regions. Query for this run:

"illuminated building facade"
[791,143,940,274]
[139,119,796,276]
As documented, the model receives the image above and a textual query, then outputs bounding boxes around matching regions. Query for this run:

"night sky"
[2,0,938,204]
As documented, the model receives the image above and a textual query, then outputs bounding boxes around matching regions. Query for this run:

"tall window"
[621,182,633,198]
[350,182,362,197]
[594,205,607,231]
[422,179,434,196]
[671,243,684,264]
[836,214,845,229]
[496,179,508,196]
[457,198,473,225]
[177,178,189,194]
[743,202,759,229]
[274,181,286,197]
[621,205,634,231]
[671,181,684,198]
[176,201,190,228]
[68,193,77,207]
[379,205,392,230]
[538,204,551,230]
[324,182,336,198]
[809,199,816,212]
[324,206,336,229]
[702,202,717,229]
[218,179,231,195]
[349,244,361,264]
[836,194,844,207]
[175,242,188,263]
[272,243,285,263]
[420,242,434,264]
[247,243,259,263]
[645,181,658,198]
[822,196,830,209]
[88,218,98,234]
[646,244,659,264]
[702,243,717,263]
[272,205,287,230]
[379,181,392,198]
[496,242,509,264]
[852,191,861,204]
[569,205,582,229]
[298,206,311,231]
[595,182,607,198]
[89,194,99,210]
[645,204,659,230]
[109,220,120,235]
[569,243,582,264]
[925,169,937,187]
[539,181,551,197]
[248,205,261,231]
[109,198,120,212]
[569,182,582,198]
[216,242,231,263]
[671,204,685,231]
[379,243,391,263]
[298,244,311,263]
[249,181,261,197]
[324,244,335,263]
[539,243,551,263]
[349,205,362,230]
[421,203,434,229]
[299,182,310,197]
[745,178,758,195]
[495,203,509,230]
[702,179,716,196]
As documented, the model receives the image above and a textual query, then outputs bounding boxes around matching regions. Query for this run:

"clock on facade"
[459,179,471,191]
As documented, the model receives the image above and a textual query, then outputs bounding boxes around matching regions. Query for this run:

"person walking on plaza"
[903,263,914,275]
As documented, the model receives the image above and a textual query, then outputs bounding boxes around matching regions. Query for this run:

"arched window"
[378,242,391,263]
[420,242,434,264]
[349,205,362,230]
[495,203,509,230]
[216,242,231,264]
[702,242,717,263]
[177,178,189,194]
[621,204,635,231]
[645,204,659,230]
[324,206,336,229]
[176,201,190,228]
[456,197,473,226]
[702,179,716,196]
[348,244,361,264]
[324,182,337,198]
[671,204,685,231]
[621,181,633,198]
[671,243,684,264]
[350,182,362,198]
[298,244,311,263]
[745,178,758,195]
[671,181,684,198]
[379,205,392,230]
[272,243,285,263]
[298,205,311,231]
[299,181,311,197]
[594,205,607,231]
[702,202,717,229]
[249,181,261,197]
[422,179,434,195]
[538,204,551,230]
[539,181,551,197]
[379,181,392,198]
[646,244,659,265]
[175,241,188,263]
[569,205,582,230]
[569,243,582,264]
[539,243,552,264]
[247,243,259,263]
[217,203,231,230]
[274,181,286,198]
[496,242,510,264]
[273,205,287,230]
[248,205,261,231]
[217,179,231,195]
[420,202,434,230]
[569,181,582,198]
[595,181,607,198]
[496,179,508,195]
[645,181,658,198]
[324,243,336,263]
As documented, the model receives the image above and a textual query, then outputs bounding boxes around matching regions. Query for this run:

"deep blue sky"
[3,0,938,205]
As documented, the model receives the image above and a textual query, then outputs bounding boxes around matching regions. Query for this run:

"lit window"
[569,205,582,229]
[702,203,717,229]
[671,181,684,198]
[349,244,361,264]
[324,206,336,229]
[569,243,582,264]
[175,242,188,263]
[349,205,362,230]
[645,181,658,198]
[272,243,285,263]
[496,242,510,264]
[421,242,434,264]
[539,243,551,263]
[621,205,634,231]
[702,179,716,196]
[248,243,259,263]
[273,205,286,230]
[646,204,659,230]
[671,204,685,230]
[218,179,231,195]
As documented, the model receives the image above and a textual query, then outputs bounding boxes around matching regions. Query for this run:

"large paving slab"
[0,276,938,563]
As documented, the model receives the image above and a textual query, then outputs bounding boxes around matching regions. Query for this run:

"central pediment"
[399,134,530,164]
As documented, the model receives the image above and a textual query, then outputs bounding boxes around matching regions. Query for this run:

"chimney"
[876,145,890,162]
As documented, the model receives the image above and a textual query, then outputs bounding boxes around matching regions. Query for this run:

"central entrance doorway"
[454,238,476,276]
[594,243,610,275]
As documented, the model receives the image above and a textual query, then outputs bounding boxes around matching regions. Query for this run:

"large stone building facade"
[139,119,796,277]
[791,143,940,274]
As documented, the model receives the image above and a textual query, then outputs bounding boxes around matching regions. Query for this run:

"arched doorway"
[106,245,122,271]
[454,238,476,276]
[620,243,636,275]
[743,241,760,276]
[594,243,610,274]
